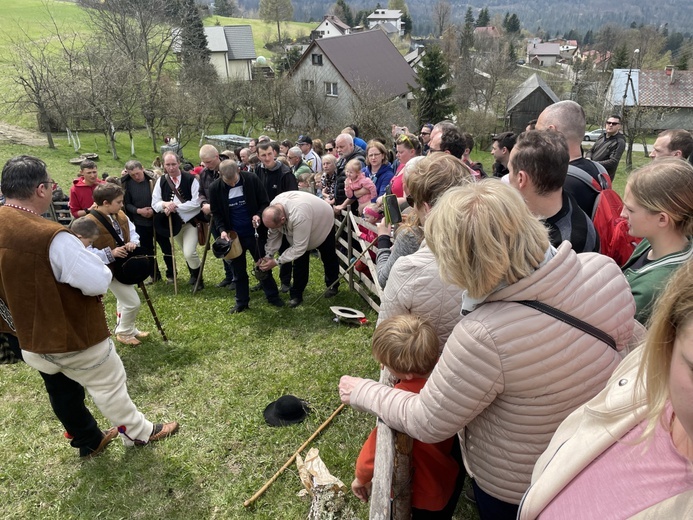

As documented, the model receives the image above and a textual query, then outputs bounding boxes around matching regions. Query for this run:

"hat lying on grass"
[263,395,310,427]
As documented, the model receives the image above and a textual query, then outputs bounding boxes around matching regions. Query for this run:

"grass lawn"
[0,135,481,519]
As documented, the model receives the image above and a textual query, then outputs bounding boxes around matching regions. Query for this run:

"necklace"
[4,203,40,216]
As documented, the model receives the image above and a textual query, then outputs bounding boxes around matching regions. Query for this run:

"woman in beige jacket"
[339,182,636,519]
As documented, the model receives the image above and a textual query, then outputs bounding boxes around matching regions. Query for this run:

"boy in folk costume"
[85,184,149,346]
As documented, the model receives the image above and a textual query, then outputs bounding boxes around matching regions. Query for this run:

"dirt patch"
[0,121,48,147]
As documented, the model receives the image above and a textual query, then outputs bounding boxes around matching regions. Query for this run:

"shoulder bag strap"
[518,300,617,351]
[165,174,189,203]
[88,210,125,247]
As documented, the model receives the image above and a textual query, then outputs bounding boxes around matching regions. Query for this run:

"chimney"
[665,65,676,84]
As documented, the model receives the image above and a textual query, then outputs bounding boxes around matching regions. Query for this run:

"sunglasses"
[606,121,620,125]
[420,131,431,136]
[397,134,417,148]
[325,147,334,152]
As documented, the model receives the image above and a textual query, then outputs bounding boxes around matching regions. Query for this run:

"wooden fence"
[334,210,413,519]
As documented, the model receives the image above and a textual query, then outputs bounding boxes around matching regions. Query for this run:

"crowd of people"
[2,104,693,518]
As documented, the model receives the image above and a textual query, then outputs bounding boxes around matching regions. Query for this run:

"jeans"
[472,480,519,520]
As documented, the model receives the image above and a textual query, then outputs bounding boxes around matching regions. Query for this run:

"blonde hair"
[372,315,439,375]
[346,159,363,175]
[627,158,693,235]
[406,154,473,208]
[425,181,550,298]
[638,260,693,438]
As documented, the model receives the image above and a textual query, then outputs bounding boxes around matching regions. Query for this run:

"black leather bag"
[89,210,152,285]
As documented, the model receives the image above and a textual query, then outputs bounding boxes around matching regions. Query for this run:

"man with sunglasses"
[586,115,625,180]
[419,124,433,154]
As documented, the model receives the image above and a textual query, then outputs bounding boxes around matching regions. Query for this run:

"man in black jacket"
[255,140,298,292]
[209,160,283,313]
[586,115,626,180]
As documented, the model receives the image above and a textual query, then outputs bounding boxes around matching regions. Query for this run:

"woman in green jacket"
[621,158,693,324]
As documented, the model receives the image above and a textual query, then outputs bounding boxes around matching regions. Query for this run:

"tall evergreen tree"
[476,7,490,27]
[506,14,521,34]
[335,0,354,27]
[411,45,454,125]
[583,29,594,46]
[611,44,631,69]
[502,12,510,31]
[464,6,475,25]
[214,0,236,17]
[178,0,210,65]
[401,12,412,36]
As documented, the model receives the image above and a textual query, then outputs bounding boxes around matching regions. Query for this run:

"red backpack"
[567,163,641,266]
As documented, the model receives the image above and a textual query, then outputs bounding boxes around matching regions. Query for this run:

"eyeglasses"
[36,180,52,189]
[420,131,431,136]
[406,195,415,207]
[367,152,382,158]
[606,121,620,126]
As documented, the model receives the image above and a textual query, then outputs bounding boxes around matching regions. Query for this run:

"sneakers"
[323,287,339,298]
[229,303,249,314]
[148,422,179,443]
[280,283,291,293]
[80,427,118,459]
[116,334,141,346]
[289,298,303,308]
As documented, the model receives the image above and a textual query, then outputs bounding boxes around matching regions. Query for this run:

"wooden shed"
[506,73,559,133]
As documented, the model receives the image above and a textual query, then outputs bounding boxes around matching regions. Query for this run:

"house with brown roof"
[289,29,417,127]
[605,66,693,130]
[311,15,350,40]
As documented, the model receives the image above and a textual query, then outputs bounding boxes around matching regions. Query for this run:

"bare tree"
[77,0,179,153]
[433,0,452,38]
[293,76,336,134]
[263,75,300,138]
[350,81,415,141]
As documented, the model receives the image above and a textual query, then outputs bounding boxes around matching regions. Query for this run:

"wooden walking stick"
[243,403,346,508]
[137,282,168,341]
[168,214,178,295]
[193,215,213,295]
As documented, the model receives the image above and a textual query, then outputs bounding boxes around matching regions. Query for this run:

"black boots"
[188,266,204,290]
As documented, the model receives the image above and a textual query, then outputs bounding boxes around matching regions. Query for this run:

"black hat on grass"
[263,395,310,427]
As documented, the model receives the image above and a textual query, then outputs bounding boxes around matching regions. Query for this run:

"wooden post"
[369,367,413,519]
[347,213,354,291]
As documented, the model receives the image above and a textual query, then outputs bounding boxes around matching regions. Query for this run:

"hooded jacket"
[68,178,102,218]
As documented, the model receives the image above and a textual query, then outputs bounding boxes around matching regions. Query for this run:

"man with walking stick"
[121,160,173,284]
[0,155,178,458]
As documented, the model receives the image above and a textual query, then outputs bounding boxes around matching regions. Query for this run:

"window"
[302,79,315,92]
[325,82,338,97]
[311,54,323,66]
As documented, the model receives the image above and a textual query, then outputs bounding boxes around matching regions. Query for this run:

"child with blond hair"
[351,315,460,518]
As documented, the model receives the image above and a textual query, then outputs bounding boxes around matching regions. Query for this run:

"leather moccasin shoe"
[116,334,141,346]
[81,427,118,460]
[229,304,249,314]
[149,421,179,443]
[323,287,338,298]
[289,298,303,308]
[135,330,150,339]
[280,284,291,293]
[268,297,285,308]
